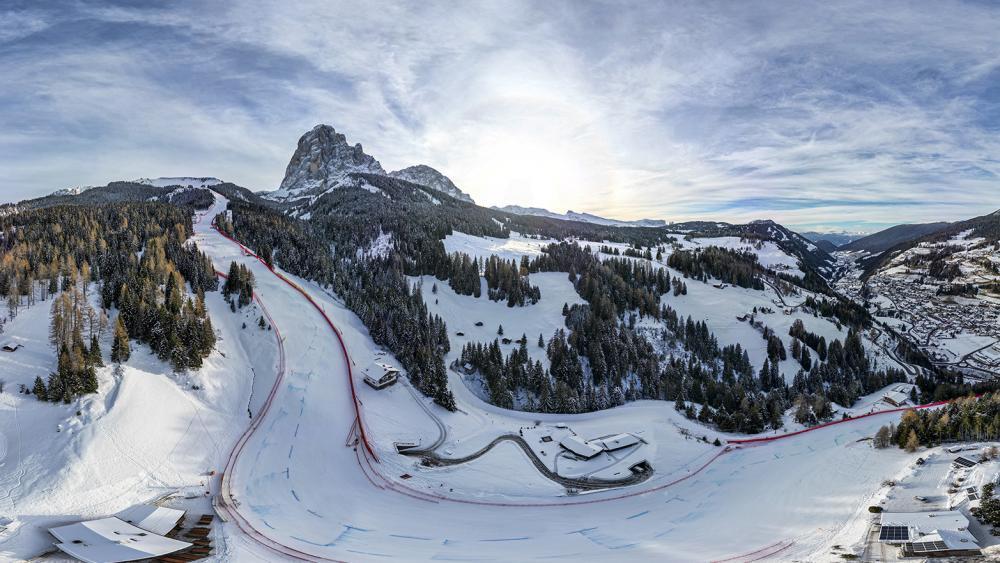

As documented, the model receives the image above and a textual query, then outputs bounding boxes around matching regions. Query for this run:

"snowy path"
[195,195,927,562]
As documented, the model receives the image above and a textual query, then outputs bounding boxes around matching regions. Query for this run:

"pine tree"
[32,376,47,401]
[111,316,131,363]
[89,334,103,367]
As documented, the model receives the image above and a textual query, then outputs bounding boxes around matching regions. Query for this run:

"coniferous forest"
[0,201,218,402]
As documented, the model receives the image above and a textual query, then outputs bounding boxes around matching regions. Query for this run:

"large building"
[878,511,980,557]
[49,515,192,563]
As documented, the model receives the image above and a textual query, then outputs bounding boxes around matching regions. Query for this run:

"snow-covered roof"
[49,517,192,563]
[597,433,640,451]
[115,505,185,535]
[883,390,910,405]
[880,510,969,530]
[879,511,972,545]
[559,435,603,458]
[910,528,980,553]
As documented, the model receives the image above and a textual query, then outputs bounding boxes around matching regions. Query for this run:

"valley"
[1,125,998,562]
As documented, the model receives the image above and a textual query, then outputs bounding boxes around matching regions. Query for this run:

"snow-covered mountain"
[493,205,666,228]
[268,124,385,202]
[266,124,475,205]
[390,165,474,203]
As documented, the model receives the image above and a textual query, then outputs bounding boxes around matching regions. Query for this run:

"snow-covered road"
[195,195,925,562]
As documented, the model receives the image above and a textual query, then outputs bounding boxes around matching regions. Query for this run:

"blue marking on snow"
[346,549,393,558]
[479,536,530,542]
[261,519,275,530]
[572,528,636,550]
[290,524,372,548]
[291,489,300,502]
[654,528,675,539]
[294,423,300,437]
[290,535,335,547]
[389,534,433,541]
[288,444,294,459]
[566,527,598,535]
[626,510,650,520]
[283,467,289,479]
[307,509,323,518]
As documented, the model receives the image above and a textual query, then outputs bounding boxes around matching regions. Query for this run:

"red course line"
[727,399,952,445]
[211,224,379,462]
[214,271,344,562]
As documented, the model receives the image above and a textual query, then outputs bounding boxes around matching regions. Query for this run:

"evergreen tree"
[32,376,47,401]
[111,316,131,363]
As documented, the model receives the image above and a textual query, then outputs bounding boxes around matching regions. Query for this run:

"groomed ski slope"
[197,193,928,562]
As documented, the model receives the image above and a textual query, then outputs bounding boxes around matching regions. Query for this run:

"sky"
[1,1,999,232]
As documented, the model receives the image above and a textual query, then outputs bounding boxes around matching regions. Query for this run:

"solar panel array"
[879,525,910,542]
[954,457,977,468]
[968,487,980,501]
[910,540,949,554]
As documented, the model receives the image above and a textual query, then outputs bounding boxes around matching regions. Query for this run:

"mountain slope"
[841,222,950,254]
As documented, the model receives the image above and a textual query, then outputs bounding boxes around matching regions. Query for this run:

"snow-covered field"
[444,229,904,382]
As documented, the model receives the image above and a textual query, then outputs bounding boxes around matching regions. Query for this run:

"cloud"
[1,1,998,231]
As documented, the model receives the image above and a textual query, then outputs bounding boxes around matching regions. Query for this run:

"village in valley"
[835,230,1000,380]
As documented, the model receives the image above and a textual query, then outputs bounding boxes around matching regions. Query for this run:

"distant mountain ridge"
[801,231,866,248]
[492,205,665,228]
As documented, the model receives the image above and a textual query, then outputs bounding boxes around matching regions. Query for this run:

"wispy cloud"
[1,1,998,231]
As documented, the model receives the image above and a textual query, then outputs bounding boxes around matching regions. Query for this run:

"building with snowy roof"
[596,433,641,452]
[559,435,603,459]
[882,384,915,407]
[49,517,192,563]
[115,505,185,536]
[878,511,980,557]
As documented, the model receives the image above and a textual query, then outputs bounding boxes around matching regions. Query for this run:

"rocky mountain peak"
[272,124,386,201]
[389,164,474,204]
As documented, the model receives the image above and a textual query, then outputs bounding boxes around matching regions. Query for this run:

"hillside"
[841,221,950,254]
[836,209,1000,379]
